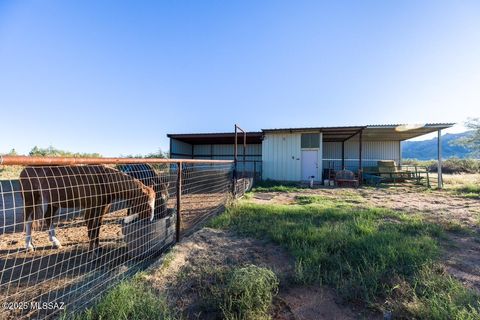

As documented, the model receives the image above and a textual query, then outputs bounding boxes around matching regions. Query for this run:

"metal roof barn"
[168,123,454,187]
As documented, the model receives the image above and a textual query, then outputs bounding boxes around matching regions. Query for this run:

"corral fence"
[0,156,244,319]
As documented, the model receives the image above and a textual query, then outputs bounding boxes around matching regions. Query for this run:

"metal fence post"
[176,162,182,242]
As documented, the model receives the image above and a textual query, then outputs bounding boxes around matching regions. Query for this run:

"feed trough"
[121,209,176,259]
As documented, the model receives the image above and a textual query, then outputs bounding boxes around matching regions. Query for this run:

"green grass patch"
[251,180,306,193]
[66,276,175,320]
[295,194,365,206]
[407,265,480,319]
[210,195,480,318]
[221,265,279,320]
[451,184,480,199]
[180,263,278,320]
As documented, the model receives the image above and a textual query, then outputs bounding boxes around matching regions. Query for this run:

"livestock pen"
[0,156,238,319]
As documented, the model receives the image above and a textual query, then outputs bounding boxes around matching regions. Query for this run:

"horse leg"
[85,204,109,259]
[25,216,35,251]
[45,204,62,249]
[84,208,97,258]
[23,191,41,251]
[92,204,110,250]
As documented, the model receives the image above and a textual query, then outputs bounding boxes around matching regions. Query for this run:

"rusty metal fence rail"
[0,156,233,319]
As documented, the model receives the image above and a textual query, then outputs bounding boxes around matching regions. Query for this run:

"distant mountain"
[401,132,473,160]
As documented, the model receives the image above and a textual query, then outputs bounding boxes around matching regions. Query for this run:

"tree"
[453,118,480,157]
[144,148,166,159]
[122,148,166,159]
[29,145,102,157]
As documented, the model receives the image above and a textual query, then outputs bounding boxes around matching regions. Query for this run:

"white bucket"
[324,179,329,186]
[330,180,335,187]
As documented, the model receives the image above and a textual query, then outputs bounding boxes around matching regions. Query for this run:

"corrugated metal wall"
[323,140,400,171]
[170,139,193,159]
[262,133,301,181]
[170,139,261,172]
[192,144,261,159]
[192,144,262,173]
[172,134,400,181]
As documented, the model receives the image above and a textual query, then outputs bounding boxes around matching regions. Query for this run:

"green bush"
[403,158,480,174]
[429,158,480,174]
[222,265,279,320]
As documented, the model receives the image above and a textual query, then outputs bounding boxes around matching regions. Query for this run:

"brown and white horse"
[19,165,155,256]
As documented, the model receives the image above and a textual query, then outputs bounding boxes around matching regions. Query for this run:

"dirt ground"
[250,185,480,294]
[143,228,376,320]
[0,191,229,319]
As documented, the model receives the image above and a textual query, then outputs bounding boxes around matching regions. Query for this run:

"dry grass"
[0,165,23,180]
[437,173,480,199]
[442,173,480,186]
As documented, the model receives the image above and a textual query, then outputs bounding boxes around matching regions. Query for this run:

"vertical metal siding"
[190,144,262,172]
[263,132,324,181]
[193,144,211,155]
[262,133,301,181]
[322,140,400,170]
[318,132,323,180]
[364,141,400,163]
[192,144,261,158]
[170,139,192,159]
[323,142,342,159]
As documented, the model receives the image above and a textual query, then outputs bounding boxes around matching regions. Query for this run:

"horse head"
[143,184,156,221]
[127,181,156,222]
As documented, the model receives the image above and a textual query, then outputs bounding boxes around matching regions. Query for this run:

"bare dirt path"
[143,228,373,320]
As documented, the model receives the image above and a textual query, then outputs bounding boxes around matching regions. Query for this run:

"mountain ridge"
[402,132,473,160]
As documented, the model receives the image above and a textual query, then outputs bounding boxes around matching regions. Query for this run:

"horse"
[116,163,170,219]
[19,165,156,256]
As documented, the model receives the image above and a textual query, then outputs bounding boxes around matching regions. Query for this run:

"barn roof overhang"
[361,123,454,141]
[262,126,365,142]
[261,123,455,142]
[167,123,454,144]
[167,132,263,145]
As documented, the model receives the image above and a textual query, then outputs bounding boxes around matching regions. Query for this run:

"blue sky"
[1,1,479,156]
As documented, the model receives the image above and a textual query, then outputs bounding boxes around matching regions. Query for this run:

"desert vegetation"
[402,158,480,174]
[68,175,480,319]
[210,195,479,318]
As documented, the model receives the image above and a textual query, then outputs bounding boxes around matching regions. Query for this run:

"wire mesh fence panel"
[0,159,233,319]
[180,163,233,236]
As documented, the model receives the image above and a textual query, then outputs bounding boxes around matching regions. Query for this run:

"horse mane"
[102,165,154,198]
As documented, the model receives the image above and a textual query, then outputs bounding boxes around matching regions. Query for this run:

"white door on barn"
[301,150,318,181]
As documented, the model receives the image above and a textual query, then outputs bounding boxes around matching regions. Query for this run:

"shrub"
[403,158,480,174]
[428,158,480,174]
[222,265,279,320]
